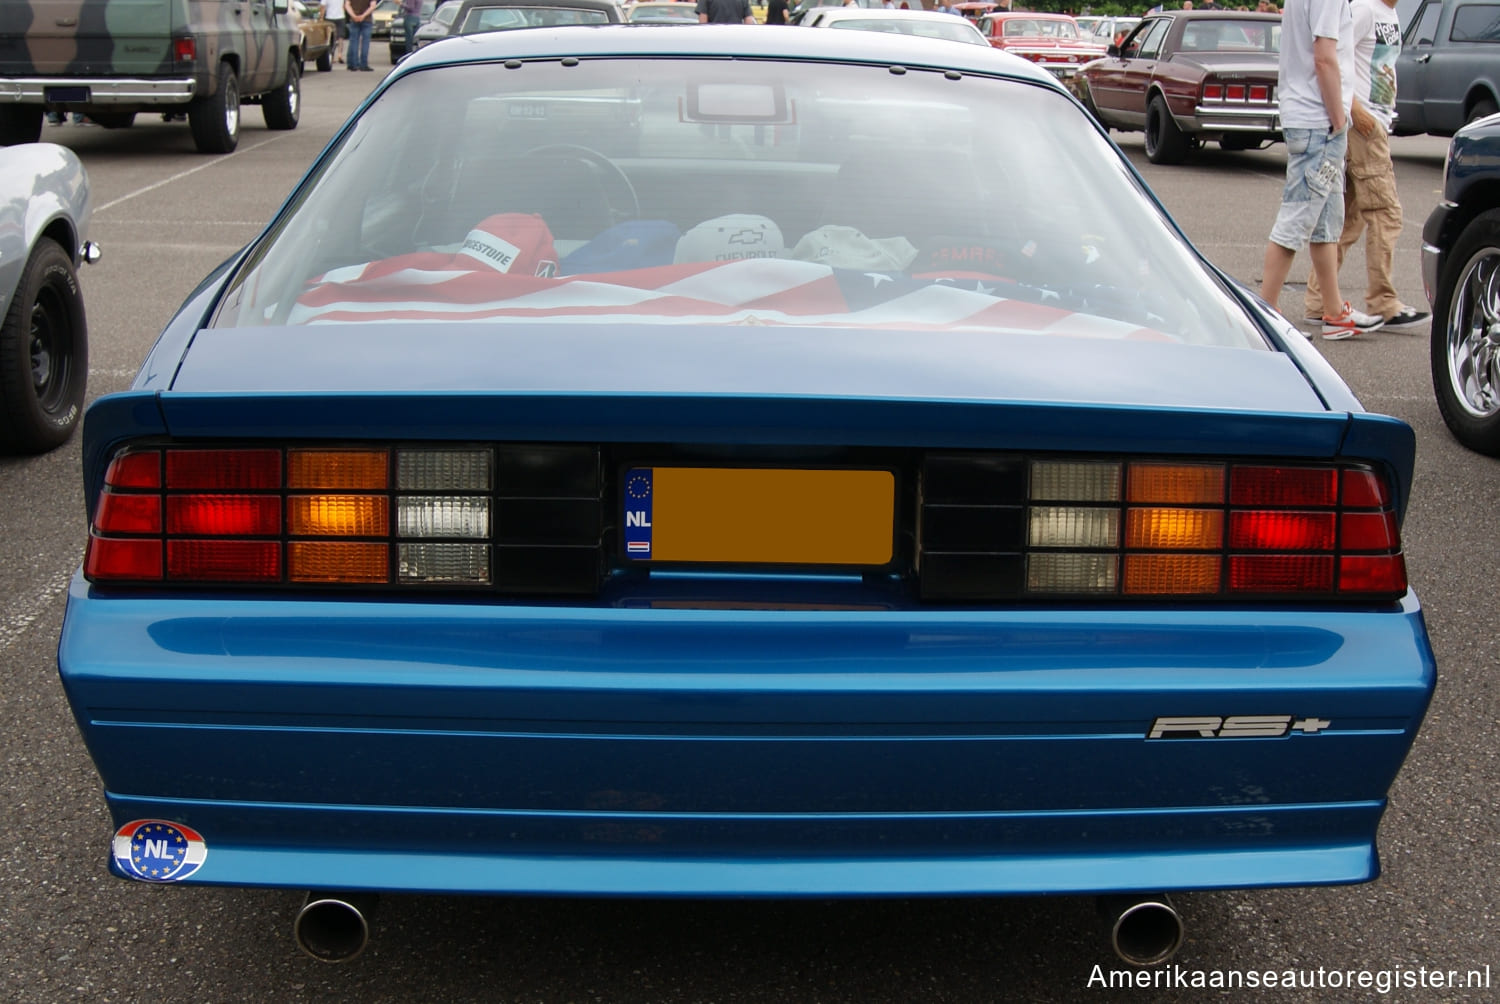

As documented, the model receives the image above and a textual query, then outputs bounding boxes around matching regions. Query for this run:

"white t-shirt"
[1352,0,1401,131]
[1277,0,1357,130]
[324,0,346,20]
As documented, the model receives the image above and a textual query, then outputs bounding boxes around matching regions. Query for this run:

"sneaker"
[1321,301,1384,340]
[1382,306,1430,329]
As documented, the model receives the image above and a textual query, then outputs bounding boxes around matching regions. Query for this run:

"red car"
[975,12,1106,81]
[1075,11,1282,164]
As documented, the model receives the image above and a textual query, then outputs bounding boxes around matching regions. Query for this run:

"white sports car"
[0,142,94,453]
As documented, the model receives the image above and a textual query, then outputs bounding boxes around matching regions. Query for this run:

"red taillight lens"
[1249,84,1270,102]
[173,37,196,62]
[167,495,281,536]
[166,449,280,489]
[167,540,281,581]
[1226,84,1246,100]
[1203,83,1223,100]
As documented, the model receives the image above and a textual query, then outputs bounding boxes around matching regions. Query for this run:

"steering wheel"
[521,143,640,229]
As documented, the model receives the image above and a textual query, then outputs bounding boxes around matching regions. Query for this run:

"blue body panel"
[59,576,1432,894]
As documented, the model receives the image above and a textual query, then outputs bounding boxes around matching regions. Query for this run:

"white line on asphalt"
[93,134,295,215]
[0,568,74,654]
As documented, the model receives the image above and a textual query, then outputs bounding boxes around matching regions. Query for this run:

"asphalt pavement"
[0,55,1494,1003]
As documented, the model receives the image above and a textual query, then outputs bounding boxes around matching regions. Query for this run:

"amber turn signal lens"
[1123,554,1221,594]
[289,542,389,583]
[288,495,389,536]
[288,449,389,490]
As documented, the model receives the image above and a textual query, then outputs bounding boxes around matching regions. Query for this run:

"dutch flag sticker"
[112,820,207,883]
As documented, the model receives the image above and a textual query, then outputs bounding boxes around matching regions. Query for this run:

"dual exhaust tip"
[294,892,377,963]
[291,890,1184,968]
[1100,894,1185,967]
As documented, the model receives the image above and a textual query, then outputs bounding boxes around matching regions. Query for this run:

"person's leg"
[1261,240,1297,309]
[1352,126,1405,319]
[1305,170,1361,320]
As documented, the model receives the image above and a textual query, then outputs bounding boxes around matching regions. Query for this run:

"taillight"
[1249,84,1270,102]
[1226,84,1246,101]
[172,37,196,63]
[919,453,1407,601]
[1203,83,1223,101]
[86,444,603,594]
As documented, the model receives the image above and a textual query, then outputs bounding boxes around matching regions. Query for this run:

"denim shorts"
[1268,126,1348,251]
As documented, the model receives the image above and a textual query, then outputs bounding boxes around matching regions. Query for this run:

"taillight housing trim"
[85,443,604,595]
[918,452,1407,603]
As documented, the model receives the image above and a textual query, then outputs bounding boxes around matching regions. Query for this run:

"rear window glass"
[215,57,1266,349]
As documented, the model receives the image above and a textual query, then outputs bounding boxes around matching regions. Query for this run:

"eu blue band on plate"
[622,467,894,566]
[624,468,654,558]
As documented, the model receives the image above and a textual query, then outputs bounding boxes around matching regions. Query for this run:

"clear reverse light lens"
[1031,460,1121,501]
[397,449,492,491]
[1029,506,1120,548]
[398,543,490,584]
[397,496,491,538]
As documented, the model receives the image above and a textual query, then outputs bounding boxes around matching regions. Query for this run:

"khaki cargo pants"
[1304,123,1404,320]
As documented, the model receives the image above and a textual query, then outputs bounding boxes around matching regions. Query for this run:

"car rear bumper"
[1190,104,1280,133]
[58,574,1435,897]
[0,78,196,105]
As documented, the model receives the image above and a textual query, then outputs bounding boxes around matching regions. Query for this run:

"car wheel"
[1466,97,1498,126]
[317,49,333,72]
[1144,94,1189,165]
[189,62,240,154]
[0,238,87,454]
[1432,209,1500,454]
[263,61,301,131]
[0,106,43,146]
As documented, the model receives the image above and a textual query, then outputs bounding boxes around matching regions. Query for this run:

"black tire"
[317,49,333,72]
[90,112,137,129]
[1144,94,1189,165]
[0,106,43,146]
[189,62,240,154]
[0,238,87,454]
[263,61,301,131]
[1431,208,1500,454]
[1466,97,1498,126]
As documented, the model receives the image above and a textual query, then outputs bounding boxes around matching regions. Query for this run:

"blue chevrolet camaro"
[58,27,1435,967]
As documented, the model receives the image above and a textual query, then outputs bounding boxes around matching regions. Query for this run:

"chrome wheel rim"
[1447,245,1500,418]
[225,77,240,137]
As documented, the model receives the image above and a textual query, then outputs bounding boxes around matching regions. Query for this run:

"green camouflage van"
[0,0,303,153]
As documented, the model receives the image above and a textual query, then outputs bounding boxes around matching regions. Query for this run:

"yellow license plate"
[622,467,894,566]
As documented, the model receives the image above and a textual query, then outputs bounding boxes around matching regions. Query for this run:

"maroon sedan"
[1075,11,1281,164]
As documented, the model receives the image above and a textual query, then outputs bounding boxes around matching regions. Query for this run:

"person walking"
[697,0,755,23]
[345,0,376,71]
[765,0,790,23]
[399,0,423,57]
[1259,0,1384,339]
[324,0,346,64]
[1303,0,1429,330]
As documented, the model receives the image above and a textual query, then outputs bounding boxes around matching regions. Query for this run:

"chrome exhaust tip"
[1099,894,1184,967]
[294,891,377,963]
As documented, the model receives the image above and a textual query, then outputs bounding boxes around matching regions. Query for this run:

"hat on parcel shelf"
[673,214,786,264]
[457,213,559,278]
[560,220,682,275]
[790,225,917,271]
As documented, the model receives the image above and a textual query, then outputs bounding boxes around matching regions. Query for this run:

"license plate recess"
[622,467,895,567]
